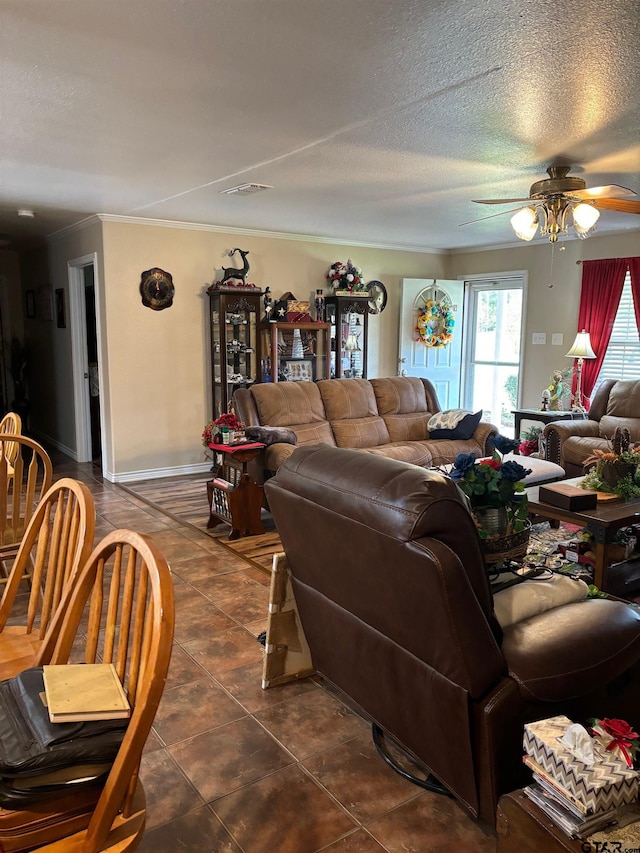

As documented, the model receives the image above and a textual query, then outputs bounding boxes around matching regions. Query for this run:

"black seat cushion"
[501,599,640,702]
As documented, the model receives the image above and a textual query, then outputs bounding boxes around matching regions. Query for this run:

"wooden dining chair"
[0,477,96,680]
[0,412,22,478]
[0,434,53,576]
[24,528,175,852]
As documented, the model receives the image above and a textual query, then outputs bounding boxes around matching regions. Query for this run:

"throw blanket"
[493,573,588,629]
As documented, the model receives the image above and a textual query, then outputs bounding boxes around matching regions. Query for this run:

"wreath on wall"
[415,297,455,347]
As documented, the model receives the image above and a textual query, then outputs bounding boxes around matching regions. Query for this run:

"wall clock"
[139,268,175,311]
[367,280,387,314]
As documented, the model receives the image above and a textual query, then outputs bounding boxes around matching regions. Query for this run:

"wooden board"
[262,552,314,689]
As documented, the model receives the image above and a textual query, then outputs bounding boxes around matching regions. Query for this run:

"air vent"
[220,183,273,196]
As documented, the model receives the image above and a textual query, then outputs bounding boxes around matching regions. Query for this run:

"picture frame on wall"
[25,290,36,319]
[281,358,314,382]
[55,288,66,328]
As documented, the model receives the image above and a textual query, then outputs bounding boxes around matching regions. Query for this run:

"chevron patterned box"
[523,715,639,813]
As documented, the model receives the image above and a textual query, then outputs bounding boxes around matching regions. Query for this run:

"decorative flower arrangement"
[587,717,640,769]
[518,425,542,457]
[202,413,245,446]
[449,435,531,536]
[326,259,366,292]
[581,426,640,499]
[415,299,455,348]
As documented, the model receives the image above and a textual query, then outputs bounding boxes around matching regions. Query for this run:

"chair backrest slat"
[0,435,53,551]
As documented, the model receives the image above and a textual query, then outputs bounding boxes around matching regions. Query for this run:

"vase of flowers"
[582,427,640,499]
[449,436,532,563]
[202,412,245,447]
[326,259,366,293]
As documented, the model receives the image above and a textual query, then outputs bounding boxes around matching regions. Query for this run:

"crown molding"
[51,213,445,256]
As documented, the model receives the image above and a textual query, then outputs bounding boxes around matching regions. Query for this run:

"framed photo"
[281,358,314,382]
[55,288,66,328]
[25,290,36,319]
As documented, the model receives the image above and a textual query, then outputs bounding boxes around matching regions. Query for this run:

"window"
[593,272,640,394]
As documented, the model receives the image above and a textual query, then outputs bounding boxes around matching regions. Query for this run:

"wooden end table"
[526,477,640,592]
[206,442,266,540]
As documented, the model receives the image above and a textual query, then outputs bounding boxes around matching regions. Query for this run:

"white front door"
[399,279,464,409]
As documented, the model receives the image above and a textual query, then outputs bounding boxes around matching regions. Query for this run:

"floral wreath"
[326,259,367,292]
[415,297,455,347]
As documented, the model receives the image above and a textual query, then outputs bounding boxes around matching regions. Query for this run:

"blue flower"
[501,460,532,482]
[450,452,477,480]
[491,434,519,455]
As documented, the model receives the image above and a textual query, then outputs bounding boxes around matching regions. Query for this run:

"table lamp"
[566,330,596,413]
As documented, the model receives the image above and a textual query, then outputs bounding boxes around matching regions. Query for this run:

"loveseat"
[544,379,640,476]
[233,376,498,484]
[265,445,640,826]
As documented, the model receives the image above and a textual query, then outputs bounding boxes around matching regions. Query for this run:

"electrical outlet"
[552,333,564,346]
[532,333,546,345]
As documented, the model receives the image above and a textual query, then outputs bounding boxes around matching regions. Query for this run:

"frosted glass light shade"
[510,206,538,241]
[572,203,600,238]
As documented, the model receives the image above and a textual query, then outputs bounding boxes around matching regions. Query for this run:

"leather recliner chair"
[265,445,640,827]
[544,379,640,476]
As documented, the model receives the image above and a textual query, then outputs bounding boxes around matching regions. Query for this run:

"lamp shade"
[566,329,596,359]
[510,206,539,241]
[572,203,600,239]
[344,334,360,352]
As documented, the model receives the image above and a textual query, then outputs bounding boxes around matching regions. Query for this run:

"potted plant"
[449,436,532,564]
[582,427,640,498]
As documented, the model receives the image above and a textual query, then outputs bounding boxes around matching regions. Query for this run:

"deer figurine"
[220,248,250,285]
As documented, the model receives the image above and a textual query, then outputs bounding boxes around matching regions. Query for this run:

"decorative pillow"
[493,575,588,629]
[428,409,482,440]
[245,426,298,446]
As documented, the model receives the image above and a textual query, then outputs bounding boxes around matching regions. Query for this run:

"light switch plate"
[532,333,546,345]
[552,333,564,346]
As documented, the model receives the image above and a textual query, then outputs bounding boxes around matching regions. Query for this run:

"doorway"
[399,279,464,409]
[460,275,526,437]
[68,254,103,468]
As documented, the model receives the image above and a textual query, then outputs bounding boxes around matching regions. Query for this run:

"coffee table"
[526,477,640,592]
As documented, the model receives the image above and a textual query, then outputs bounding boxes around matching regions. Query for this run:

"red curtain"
[575,258,629,404]
[630,256,640,331]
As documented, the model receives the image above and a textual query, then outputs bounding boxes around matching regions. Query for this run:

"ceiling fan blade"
[593,198,640,215]
[471,197,532,205]
[573,184,637,200]
[460,206,526,226]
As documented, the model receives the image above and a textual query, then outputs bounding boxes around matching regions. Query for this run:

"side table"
[206,442,266,540]
[512,409,584,444]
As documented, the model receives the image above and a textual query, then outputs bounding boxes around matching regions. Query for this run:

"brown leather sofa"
[265,445,640,827]
[544,379,640,476]
[233,376,497,484]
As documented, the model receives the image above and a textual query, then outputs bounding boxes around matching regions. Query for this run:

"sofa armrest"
[543,418,599,465]
[473,421,500,457]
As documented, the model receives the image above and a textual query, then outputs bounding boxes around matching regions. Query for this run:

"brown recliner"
[544,379,640,476]
[265,445,640,827]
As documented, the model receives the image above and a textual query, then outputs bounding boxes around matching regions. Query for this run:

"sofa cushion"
[361,442,432,466]
[250,382,335,447]
[428,410,482,440]
[318,378,391,448]
[562,435,611,469]
[599,416,640,442]
[370,377,432,441]
[605,379,640,419]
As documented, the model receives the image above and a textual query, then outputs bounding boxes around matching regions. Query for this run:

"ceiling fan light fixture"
[572,202,600,238]
[511,206,539,241]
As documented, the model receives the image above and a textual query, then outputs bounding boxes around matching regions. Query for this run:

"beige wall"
[447,230,640,409]
[98,220,447,479]
[31,217,639,480]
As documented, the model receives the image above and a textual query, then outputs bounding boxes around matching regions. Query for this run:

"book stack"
[523,716,640,840]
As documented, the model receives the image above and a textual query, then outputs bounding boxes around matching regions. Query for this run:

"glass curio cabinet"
[208,287,262,418]
[325,294,369,379]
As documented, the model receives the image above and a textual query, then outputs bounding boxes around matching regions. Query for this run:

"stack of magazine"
[523,756,640,839]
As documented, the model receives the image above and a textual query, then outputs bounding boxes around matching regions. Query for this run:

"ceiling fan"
[467,165,640,242]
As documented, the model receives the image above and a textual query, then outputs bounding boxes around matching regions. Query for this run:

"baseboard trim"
[113,462,212,484]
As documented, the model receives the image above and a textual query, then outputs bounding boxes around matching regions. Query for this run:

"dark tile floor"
[50,454,496,853]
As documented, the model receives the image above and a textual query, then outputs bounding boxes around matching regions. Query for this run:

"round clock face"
[140,268,175,311]
[367,280,387,314]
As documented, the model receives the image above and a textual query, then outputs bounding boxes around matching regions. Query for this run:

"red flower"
[479,459,501,470]
[598,718,639,742]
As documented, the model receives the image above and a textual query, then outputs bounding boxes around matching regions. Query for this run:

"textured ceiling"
[1,0,639,251]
